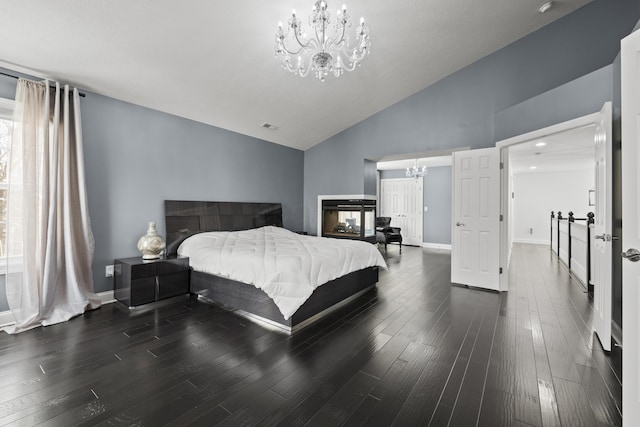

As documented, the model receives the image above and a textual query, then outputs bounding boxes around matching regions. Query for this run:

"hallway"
[487,243,622,425]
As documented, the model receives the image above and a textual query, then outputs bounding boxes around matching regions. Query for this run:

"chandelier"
[275,1,371,81]
[406,160,427,178]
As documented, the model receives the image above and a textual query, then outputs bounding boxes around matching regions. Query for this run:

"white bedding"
[178,226,387,320]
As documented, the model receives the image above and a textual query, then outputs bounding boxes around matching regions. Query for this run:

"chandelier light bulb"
[406,159,427,178]
[275,1,371,81]
[292,9,296,16]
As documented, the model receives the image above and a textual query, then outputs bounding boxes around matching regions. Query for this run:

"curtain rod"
[0,71,86,97]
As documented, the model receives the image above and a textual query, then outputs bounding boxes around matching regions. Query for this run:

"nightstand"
[114,256,190,307]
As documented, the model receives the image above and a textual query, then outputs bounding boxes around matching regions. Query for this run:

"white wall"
[512,168,594,244]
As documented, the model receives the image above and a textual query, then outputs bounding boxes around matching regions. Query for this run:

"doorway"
[379,178,423,246]
[376,155,453,249]
[496,105,615,350]
[507,125,595,249]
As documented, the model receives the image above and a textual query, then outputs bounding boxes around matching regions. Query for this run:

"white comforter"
[178,226,387,319]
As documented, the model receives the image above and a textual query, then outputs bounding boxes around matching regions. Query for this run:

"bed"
[164,200,386,333]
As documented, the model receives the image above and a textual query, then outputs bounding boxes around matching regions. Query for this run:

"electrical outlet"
[105,265,114,277]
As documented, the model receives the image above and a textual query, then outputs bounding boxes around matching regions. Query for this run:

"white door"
[380,178,423,245]
[622,28,640,425]
[451,147,501,291]
[592,102,613,352]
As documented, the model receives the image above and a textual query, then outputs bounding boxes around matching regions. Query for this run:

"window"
[0,98,13,258]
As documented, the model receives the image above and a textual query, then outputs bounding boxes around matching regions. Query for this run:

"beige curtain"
[4,78,100,334]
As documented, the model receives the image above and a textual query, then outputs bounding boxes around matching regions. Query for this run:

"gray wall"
[424,167,452,245]
[0,74,304,311]
[495,65,613,141]
[363,159,377,195]
[304,0,640,235]
[379,166,452,245]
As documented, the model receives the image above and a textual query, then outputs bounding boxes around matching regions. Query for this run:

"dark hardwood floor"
[0,243,622,426]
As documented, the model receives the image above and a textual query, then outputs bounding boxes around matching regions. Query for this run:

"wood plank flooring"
[0,243,622,426]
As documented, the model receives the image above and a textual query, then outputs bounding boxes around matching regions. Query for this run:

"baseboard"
[513,239,548,245]
[0,290,115,329]
[0,310,13,328]
[422,242,452,250]
[98,290,115,304]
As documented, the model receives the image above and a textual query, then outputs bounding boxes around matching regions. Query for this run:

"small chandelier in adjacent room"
[275,1,371,81]
[406,159,427,178]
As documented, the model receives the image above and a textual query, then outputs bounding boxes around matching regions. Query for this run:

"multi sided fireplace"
[321,198,376,243]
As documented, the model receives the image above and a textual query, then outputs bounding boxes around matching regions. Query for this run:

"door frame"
[495,110,603,292]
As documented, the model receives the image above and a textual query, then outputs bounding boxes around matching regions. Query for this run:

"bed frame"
[164,200,379,333]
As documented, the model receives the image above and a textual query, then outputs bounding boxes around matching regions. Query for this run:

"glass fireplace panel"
[321,198,377,243]
[363,209,375,238]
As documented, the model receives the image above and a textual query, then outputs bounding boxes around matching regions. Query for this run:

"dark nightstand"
[114,256,190,307]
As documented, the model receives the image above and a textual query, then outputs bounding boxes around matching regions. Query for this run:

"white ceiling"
[0,0,592,151]
[508,124,596,174]
[376,124,596,173]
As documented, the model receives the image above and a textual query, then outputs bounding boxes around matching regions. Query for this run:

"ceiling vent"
[261,122,279,131]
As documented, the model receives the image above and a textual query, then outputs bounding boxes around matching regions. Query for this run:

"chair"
[375,217,402,252]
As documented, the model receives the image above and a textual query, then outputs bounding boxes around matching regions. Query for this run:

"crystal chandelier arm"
[292,24,313,50]
[281,50,315,77]
[331,22,347,48]
[312,10,331,53]
[331,8,350,47]
[314,22,324,51]
[329,38,369,72]
[276,22,304,57]
[276,27,320,57]
[278,43,306,57]
[332,19,368,58]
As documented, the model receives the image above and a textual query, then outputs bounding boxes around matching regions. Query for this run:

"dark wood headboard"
[164,200,283,245]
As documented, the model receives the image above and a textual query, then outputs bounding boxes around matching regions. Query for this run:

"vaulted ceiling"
[0,0,592,150]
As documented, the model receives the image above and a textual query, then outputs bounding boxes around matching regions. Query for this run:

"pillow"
[166,232,195,257]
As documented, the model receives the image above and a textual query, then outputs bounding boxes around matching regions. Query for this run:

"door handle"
[622,248,640,262]
[456,222,465,227]
[595,234,620,242]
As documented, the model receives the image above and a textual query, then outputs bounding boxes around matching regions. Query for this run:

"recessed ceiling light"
[535,141,546,147]
[261,122,279,131]
[539,1,553,14]
[530,166,537,170]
